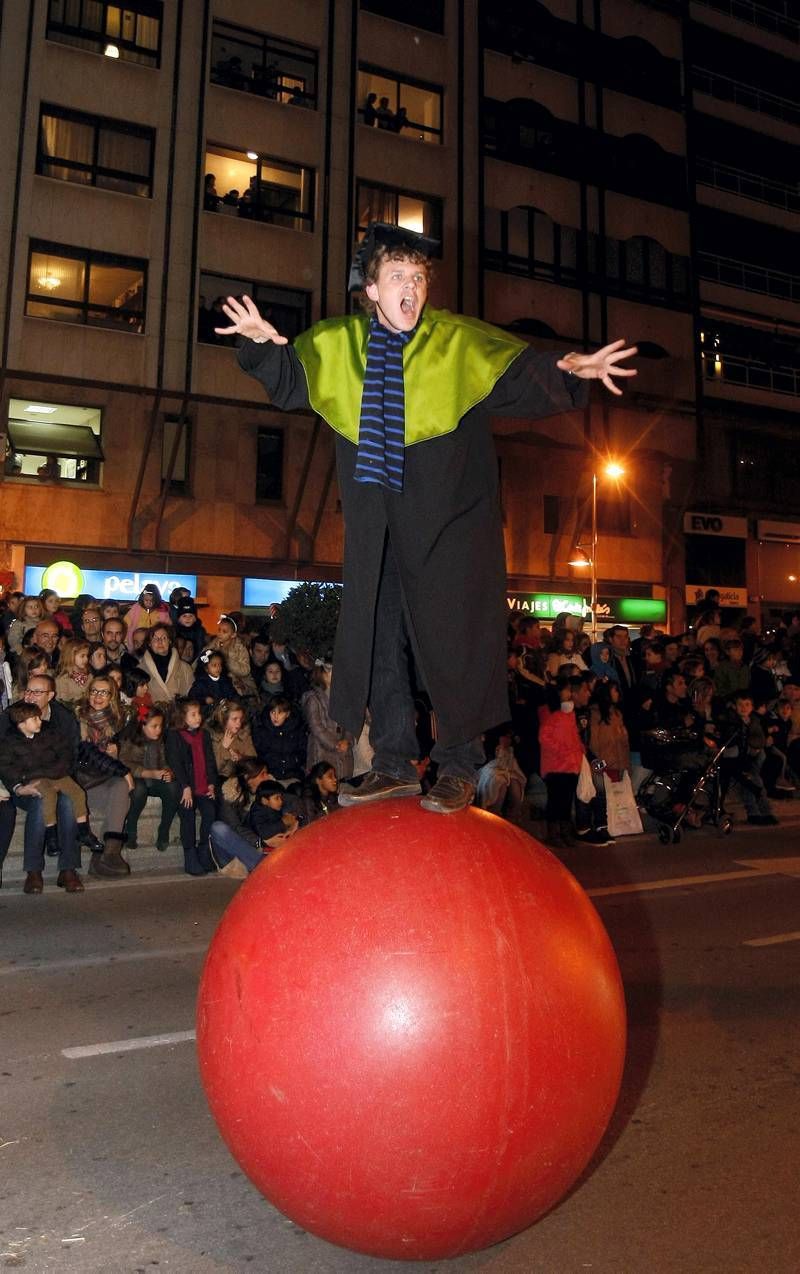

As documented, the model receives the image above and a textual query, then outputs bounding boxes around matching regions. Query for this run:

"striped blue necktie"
[354,319,412,493]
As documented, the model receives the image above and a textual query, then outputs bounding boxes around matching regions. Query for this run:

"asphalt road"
[1,817,799,1274]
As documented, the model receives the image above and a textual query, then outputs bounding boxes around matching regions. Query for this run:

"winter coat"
[123,602,171,650]
[207,636,257,698]
[248,802,286,843]
[588,704,631,773]
[138,648,194,704]
[0,726,75,788]
[239,327,587,747]
[118,734,170,778]
[165,727,219,792]
[537,705,585,776]
[302,685,354,780]
[189,670,237,714]
[55,673,90,706]
[208,723,257,778]
[252,707,308,779]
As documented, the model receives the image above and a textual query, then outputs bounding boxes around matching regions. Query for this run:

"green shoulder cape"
[292,307,527,446]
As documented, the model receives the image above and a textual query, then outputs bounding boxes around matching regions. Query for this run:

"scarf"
[86,705,115,748]
[180,727,208,795]
[354,318,412,492]
[70,670,89,687]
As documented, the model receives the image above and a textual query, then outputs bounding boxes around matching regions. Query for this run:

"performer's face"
[366,255,428,333]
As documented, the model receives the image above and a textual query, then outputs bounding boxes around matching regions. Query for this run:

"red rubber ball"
[197,801,626,1260]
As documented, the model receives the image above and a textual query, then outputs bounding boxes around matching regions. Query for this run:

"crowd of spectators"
[1,581,797,892]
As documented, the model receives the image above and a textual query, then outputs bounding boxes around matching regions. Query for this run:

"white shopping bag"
[603,771,643,838]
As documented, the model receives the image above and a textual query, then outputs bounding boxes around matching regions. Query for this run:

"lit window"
[4,397,103,485]
[356,182,442,247]
[357,65,443,143]
[38,104,154,197]
[210,21,318,108]
[46,0,162,68]
[27,241,147,333]
[204,146,315,232]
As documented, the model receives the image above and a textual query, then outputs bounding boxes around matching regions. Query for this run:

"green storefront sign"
[507,593,585,618]
[507,593,667,624]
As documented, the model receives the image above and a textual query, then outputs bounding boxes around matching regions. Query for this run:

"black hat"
[348,221,440,291]
[175,599,197,617]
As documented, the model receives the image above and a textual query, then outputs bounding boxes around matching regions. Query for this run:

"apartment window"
[543,495,560,535]
[360,0,444,35]
[46,0,162,68]
[256,427,284,502]
[37,105,154,197]
[484,206,577,284]
[356,182,442,248]
[162,416,191,495]
[205,147,315,232]
[210,21,317,108]
[27,241,146,332]
[357,65,442,143]
[199,274,310,345]
[4,397,103,485]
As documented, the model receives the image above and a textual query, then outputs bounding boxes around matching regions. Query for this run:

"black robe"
[238,336,587,748]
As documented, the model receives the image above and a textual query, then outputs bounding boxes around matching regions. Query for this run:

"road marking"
[734,856,800,876]
[62,1030,196,1059]
[0,944,208,977]
[587,870,758,898]
[743,931,800,948]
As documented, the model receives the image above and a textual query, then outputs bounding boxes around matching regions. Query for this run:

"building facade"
[0,1,795,629]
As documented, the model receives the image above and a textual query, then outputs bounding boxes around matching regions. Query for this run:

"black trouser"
[178,795,217,850]
[0,798,17,875]
[368,537,484,783]
[125,778,181,844]
[544,772,578,822]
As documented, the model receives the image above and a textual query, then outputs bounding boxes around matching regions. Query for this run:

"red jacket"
[537,705,584,775]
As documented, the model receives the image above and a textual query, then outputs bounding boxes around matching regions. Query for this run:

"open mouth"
[400,296,416,315]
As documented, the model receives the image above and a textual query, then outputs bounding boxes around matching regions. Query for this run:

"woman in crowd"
[55,639,91,706]
[124,584,171,651]
[89,643,111,674]
[11,647,51,700]
[302,663,354,781]
[209,757,302,876]
[207,614,257,699]
[76,673,127,753]
[298,762,339,824]
[138,624,194,704]
[208,698,256,778]
[39,588,73,635]
[119,707,180,851]
[702,637,723,678]
[7,596,44,653]
[74,674,135,877]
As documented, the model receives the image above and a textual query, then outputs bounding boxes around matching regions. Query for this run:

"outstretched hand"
[557,339,638,397]
[214,294,288,345]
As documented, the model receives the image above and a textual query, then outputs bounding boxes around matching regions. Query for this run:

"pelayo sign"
[25,562,197,600]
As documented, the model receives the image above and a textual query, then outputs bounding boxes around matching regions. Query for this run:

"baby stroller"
[637,728,734,844]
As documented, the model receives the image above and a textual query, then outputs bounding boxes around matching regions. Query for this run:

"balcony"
[692,0,799,45]
[691,67,800,127]
[698,252,800,302]
[695,157,800,213]
[703,352,800,396]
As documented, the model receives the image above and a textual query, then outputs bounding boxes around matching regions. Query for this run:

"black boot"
[183,846,206,877]
[44,825,60,858]
[88,832,131,878]
[77,823,104,854]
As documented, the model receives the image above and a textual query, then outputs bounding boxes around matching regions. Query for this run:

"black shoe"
[338,772,422,806]
[44,825,60,858]
[420,775,475,815]
[576,828,614,846]
[77,825,104,854]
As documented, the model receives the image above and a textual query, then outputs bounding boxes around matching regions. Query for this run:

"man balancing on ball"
[217,222,637,814]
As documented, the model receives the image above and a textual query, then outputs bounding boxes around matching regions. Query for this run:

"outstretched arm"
[218,295,311,412]
[557,339,638,397]
[215,294,288,344]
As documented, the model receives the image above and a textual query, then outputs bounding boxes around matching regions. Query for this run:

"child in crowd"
[248,779,299,847]
[119,707,179,851]
[720,691,778,826]
[55,639,91,706]
[89,644,110,674]
[537,675,586,848]
[0,702,103,856]
[39,589,73,635]
[190,649,236,715]
[173,599,207,662]
[7,596,44,653]
[252,695,308,782]
[125,667,154,722]
[165,697,218,875]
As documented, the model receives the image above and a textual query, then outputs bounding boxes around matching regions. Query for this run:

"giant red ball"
[196,801,625,1260]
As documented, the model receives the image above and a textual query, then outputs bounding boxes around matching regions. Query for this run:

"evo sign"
[25,562,197,601]
[683,512,748,539]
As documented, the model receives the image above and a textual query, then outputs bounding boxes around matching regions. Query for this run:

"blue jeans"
[209,821,263,874]
[14,791,80,873]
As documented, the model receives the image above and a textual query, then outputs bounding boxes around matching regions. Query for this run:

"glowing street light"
[588,461,625,638]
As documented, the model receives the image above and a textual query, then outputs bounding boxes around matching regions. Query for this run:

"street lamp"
[570,461,625,639]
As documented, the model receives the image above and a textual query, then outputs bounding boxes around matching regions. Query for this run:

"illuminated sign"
[606,597,667,624]
[25,563,197,600]
[685,584,747,608]
[507,593,585,618]
[243,578,308,608]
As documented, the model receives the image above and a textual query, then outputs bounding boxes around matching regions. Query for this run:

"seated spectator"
[89,643,111,675]
[0,702,103,858]
[252,695,308,783]
[713,639,750,701]
[208,615,257,699]
[248,779,299,846]
[208,758,274,876]
[7,595,43,653]
[268,629,308,699]
[39,588,73,635]
[0,632,11,712]
[475,733,526,821]
[75,674,128,755]
[190,649,237,716]
[260,657,289,706]
[718,692,778,826]
[12,647,51,700]
[302,663,354,781]
[173,599,207,662]
[55,639,91,706]
[101,617,140,675]
[762,698,799,795]
[125,667,154,722]
[1,591,24,639]
[124,585,171,651]
[749,648,781,708]
[100,600,122,622]
[298,761,340,825]
[78,604,104,645]
[129,626,150,657]
[138,624,194,705]
[208,699,257,778]
[165,698,218,875]
[249,633,272,688]
[119,707,179,851]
